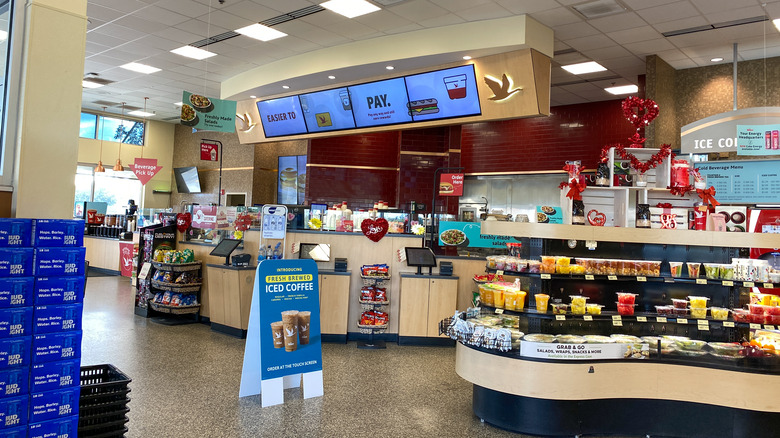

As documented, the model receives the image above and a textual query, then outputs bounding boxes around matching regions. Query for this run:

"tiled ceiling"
[82,0,780,121]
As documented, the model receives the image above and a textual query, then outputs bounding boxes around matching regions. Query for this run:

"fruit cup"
[570,295,588,315]
[704,263,720,279]
[586,304,604,315]
[535,293,550,312]
[617,292,637,305]
[669,262,684,278]
[690,307,707,319]
[688,296,709,309]
[711,307,729,320]
[551,303,568,315]
[687,262,701,278]
[617,303,636,316]
[732,308,750,322]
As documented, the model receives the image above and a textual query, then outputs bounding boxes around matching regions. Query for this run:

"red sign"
[131,158,162,185]
[119,242,134,277]
[192,206,218,229]
[201,142,219,161]
[439,173,464,196]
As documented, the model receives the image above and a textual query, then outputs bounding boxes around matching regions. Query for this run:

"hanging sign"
[439,173,464,196]
[201,142,219,161]
[181,91,238,133]
[130,158,162,185]
[680,107,780,154]
[192,206,218,229]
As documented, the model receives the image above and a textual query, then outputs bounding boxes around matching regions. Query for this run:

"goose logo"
[236,113,256,132]
[285,327,296,337]
[483,74,522,101]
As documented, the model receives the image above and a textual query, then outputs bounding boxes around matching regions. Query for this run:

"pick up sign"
[131,158,162,185]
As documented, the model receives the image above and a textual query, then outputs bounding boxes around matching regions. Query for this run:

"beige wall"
[78,118,176,209]
[252,140,308,205]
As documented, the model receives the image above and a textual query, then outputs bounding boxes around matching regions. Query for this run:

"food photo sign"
[180,91,237,133]
[536,205,563,224]
[438,222,512,248]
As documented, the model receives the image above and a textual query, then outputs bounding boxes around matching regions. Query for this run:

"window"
[0,2,15,177]
[79,113,145,146]
[74,165,142,216]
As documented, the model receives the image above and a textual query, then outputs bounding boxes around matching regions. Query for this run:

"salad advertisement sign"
[536,205,563,224]
[438,221,512,248]
[181,91,237,133]
[520,342,649,360]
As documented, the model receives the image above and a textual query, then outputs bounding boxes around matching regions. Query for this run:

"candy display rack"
[358,272,391,349]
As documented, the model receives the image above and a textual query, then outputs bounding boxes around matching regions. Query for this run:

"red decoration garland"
[599,143,672,174]
[622,96,659,130]
[696,187,721,207]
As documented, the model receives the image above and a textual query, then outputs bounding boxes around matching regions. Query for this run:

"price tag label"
[496,270,504,276]
[657,317,668,323]
[722,280,734,287]
[555,315,566,321]
[696,279,707,285]
[677,318,688,324]
[138,263,152,280]
[664,277,674,283]
[612,315,622,322]
[585,275,595,280]
[765,325,776,330]
[494,308,504,314]
[697,320,709,331]
[608,275,618,281]
[541,273,551,279]
[723,321,735,328]
[583,315,593,321]
[764,283,774,289]
[636,316,647,322]
[613,320,623,327]
[750,323,761,329]
[637,276,647,282]
[744,281,755,288]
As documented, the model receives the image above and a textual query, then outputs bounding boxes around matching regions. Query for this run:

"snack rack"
[357,272,391,349]
[148,260,202,324]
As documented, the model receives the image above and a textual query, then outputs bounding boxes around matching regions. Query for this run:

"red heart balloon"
[176,213,192,233]
[587,210,606,227]
[361,218,389,242]
[622,96,659,129]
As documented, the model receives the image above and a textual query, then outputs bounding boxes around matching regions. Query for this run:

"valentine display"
[361,218,389,242]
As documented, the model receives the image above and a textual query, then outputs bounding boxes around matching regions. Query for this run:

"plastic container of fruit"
[617,302,636,316]
[708,342,744,356]
[586,304,604,315]
[688,296,710,308]
[673,307,689,317]
[689,307,707,319]
[655,305,674,315]
[703,263,721,279]
[732,308,750,322]
[710,307,729,320]
[672,298,688,309]
[617,292,637,305]
[551,303,568,315]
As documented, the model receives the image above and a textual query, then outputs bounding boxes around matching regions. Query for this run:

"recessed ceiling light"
[774,18,780,32]
[174,102,183,106]
[128,110,155,117]
[605,84,638,95]
[250,95,257,99]
[120,62,161,74]
[282,85,290,89]
[235,23,287,42]
[386,65,394,70]
[0,31,7,42]
[82,80,104,89]
[321,0,380,18]
[562,61,607,75]
[462,56,472,60]
[711,57,724,62]
[328,75,336,79]
[170,45,217,60]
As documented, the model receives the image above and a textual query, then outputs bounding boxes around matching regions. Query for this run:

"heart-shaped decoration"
[361,218,389,242]
[587,210,606,227]
[622,96,659,129]
[176,213,192,233]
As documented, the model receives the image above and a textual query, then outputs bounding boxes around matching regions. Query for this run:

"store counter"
[84,235,134,273]
[206,264,255,338]
[398,273,458,345]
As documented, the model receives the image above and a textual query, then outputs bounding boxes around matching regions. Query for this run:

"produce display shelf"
[484,268,763,288]
[151,261,201,272]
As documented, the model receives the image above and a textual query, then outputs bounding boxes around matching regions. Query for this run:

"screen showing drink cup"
[404,65,481,122]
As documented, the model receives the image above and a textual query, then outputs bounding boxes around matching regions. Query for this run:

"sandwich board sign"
[239,259,323,406]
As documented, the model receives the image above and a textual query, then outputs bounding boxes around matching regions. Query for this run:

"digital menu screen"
[257,96,307,138]
[299,88,356,132]
[347,78,413,128]
[404,65,481,121]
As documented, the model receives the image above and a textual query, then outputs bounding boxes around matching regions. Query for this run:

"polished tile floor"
[82,275,526,438]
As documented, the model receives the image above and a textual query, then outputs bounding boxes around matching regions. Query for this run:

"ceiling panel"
[221,1,279,22]
[454,2,512,21]
[607,26,664,45]
[636,1,699,24]
[416,13,465,28]
[553,22,601,40]
[130,6,190,26]
[587,12,648,33]
[530,6,582,27]
[565,34,619,52]
[496,0,558,15]
[86,3,126,22]
[581,45,635,61]
[387,0,450,22]
[690,0,762,15]
[154,0,213,18]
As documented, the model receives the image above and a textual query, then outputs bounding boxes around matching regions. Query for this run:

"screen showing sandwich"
[347,78,413,128]
[299,88,356,132]
[257,96,308,138]
[404,64,481,121]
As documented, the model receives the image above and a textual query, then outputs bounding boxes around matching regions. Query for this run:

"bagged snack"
[360,311,375,325]
[162,272,174,283]
[182,249,195,263]
[161,291,172,305]
[374,311,389,325]
[360,287,375,301]
[374,288,387,302]
[171,294,182,306]
[152,270,165,282]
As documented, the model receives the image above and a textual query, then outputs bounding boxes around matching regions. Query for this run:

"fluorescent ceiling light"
[562,61,607,75]
[128,110,155,117]
[282,85,290,89]
[462,56,472,60]
[174,101,183,106]
[82,80,104,89]
[120,62,161,74]
[321,0,380,18]
[605,84,639,95]
[328,75,336,79]
[0,31,7,41]
[235,23,287,42]
[711,57,724,62]
[774,18,780,32]
[386,65,394,70]
[170,45,217,60]
[250,95,257,98]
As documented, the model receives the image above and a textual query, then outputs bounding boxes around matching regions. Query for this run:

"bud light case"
[34,248,85,277]
[0,395,28,429]
[32,332,81,364]
[31,359,80,392]
[0,425,25,437]
[28,415,79,438]
[33,305,82,334]
[0,220,32,248]
[0,368,29,399]
[0,278,33,308]
[0,308,33,338]
[0,337,31,369]
[33,220,84,248]
[0,250,33,278]
[30,387,79,423]
[34,277,84,306]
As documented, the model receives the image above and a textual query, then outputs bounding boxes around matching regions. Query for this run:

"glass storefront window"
[79,113,145,146]
[79,113,97,139]
[74,165,142,216]
[0,2,14,175]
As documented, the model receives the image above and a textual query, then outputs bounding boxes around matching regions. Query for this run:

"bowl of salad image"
[439,229,467,246]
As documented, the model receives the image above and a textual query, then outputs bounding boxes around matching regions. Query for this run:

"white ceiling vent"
[373,0,407,6]
[569,0,628,20]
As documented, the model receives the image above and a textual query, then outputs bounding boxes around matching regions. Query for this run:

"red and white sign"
[192,206,218,229]
[119,242,134,277]
[439,173,464,197]
[131,158,162,185]
[201,142,219,161]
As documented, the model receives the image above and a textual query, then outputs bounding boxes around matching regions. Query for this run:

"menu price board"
[695,160,780,204]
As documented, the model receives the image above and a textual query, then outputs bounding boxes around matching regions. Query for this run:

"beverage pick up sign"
[181,91,237,133]
[200,142,219,161]
[130,158,161,185]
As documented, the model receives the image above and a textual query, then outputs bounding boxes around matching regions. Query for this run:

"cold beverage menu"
[695,160,780,203]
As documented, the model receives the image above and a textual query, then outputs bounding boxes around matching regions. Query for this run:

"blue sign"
[348,78,413,128]
[404,64,481,121]
[299,88,356,132]
[695,160,780,204]
[258,259,322,381]
[257,96,307,138]
[737,125,780,156]
[438,221,513,248]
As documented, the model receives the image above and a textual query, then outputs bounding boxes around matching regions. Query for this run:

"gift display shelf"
[151,261,202,272]
[150,280,202,293]
[358,273,390,349]
[484,268,763,288]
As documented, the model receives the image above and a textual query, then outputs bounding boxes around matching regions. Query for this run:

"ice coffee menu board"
[694,160,780,204]
[256,64,481,137]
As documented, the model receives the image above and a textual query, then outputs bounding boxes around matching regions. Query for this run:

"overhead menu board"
[255,65,482,137]
[695,160,780,204]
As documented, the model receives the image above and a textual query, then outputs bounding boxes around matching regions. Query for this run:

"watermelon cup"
[617,292,637,305]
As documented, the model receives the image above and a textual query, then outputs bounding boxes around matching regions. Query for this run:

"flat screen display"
[257,96,307,138]
[404,64,481,121]
[209,238,242,258]
[277,155,307,205]
[173,167,201,193]
[405,247,437,268]
[348,78,413,128]
[298,243,330,262]
[299,88,356,132]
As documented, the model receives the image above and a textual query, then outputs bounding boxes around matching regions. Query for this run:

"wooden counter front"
[84,236,123,272]
[206,264,255,337]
